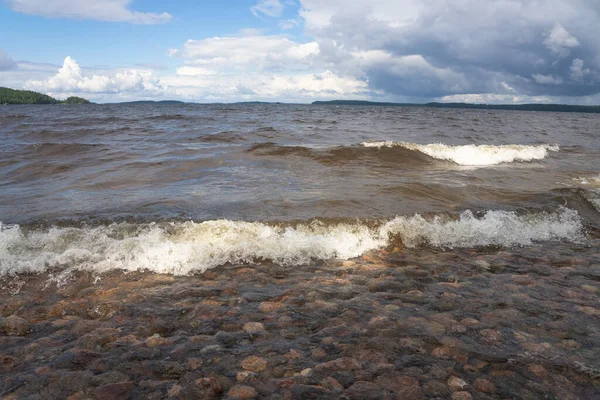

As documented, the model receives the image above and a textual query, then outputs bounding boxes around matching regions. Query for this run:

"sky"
[1,0,599,104]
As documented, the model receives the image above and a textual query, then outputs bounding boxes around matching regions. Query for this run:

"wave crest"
[361,141,559,166]
[0,208,584,276]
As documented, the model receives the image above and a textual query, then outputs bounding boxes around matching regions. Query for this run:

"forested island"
[312,100,600,113]
[0,87,91,104]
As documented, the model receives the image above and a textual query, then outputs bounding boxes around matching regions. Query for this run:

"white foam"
[361,141,559,166]
[0,208,584,276]
[380,207,583,248]
[574,174,600,186]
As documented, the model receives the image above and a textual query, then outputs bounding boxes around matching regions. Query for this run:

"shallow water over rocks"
[1,242,599,399]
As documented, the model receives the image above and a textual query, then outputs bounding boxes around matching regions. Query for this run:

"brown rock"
[315,357,361,372]
[527,364,548,379]
[311,347,327,360]
[258,302,284,312]
[168,384,182,398]
[236,371,257,382]
[452,391,473,400]
[344,381,382,400]
[447,376,468,392]
[94,381,134,400]
[0,355,17,372]
[479,329,502,342]
[392,376,423,399]
[241,356,267,372]
[194,377,224,397]
[227,385,258,399]
[451,325,467,334]
[473,378,495,393]
[2,315,29,336]
[460,318,479,326]
[423,380,449,396]
[321,377,344,392]
[145,334,172,348]
[242,322,265,334]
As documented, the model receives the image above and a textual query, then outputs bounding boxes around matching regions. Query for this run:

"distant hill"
[106,100,186,105]
[0,87,91,104]
[312,100,600,113]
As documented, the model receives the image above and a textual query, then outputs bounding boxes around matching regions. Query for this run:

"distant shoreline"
[311,100,600,114]
[3,85,600,113]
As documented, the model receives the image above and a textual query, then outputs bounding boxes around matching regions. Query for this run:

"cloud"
[160,32,366,102]
[298,0,600,100]
[5,0,172,24]
[279,19,299,30]
[0,49,17,71]
[177,35,320,72]
[532,74,563,85]
[543,24,580,57]
[570,58,590,82]
[24,56,166,95]
[251,0,284,18]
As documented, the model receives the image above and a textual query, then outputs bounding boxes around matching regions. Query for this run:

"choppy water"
[1,104,599,275]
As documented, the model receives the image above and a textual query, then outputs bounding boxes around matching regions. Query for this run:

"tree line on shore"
[0,87,91,104]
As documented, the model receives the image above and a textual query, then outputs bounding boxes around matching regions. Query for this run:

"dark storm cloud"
[300,0,600,100]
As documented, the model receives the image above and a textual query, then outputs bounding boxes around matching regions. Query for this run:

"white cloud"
[0,49,17,71]
[570,58,590,82]
[543,24,580,57]
[439,93,553,104]
[178,35,320,72]
[24,56,166,95]
[278,19,299,30]
[251,0,285,18]
[5,0,172,24]
[532,74,563,85]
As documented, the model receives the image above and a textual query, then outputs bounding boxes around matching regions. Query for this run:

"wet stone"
[227,385,258,399]
[1,315,30,336]
[243,322,265,334]
[94,381,134,400]
[473,378,495,393]
[448,376,468,392]
[344,381,382,400]
[423,380,450,396]
[241,356,268,372]
[290,384,330,399]
[452,391,473,400]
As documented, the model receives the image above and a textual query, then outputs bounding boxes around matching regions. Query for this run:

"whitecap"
[361,141,559,166]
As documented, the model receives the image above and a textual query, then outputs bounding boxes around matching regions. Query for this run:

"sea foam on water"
[361,141,559,166]
[0,207,584,276]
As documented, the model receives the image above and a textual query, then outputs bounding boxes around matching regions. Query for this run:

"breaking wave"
[361,141,559,166]
[0,208,584,276]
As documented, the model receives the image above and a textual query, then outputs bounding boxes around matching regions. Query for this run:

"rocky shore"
[1,242,599,399]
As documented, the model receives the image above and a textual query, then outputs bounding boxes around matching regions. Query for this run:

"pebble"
[452,391,473,400]
[315,357,361,372]
[527,364,548,379]
[473,378,495,393]
[241,356,267,372]
[448,376,468,392]
[94,381,134,400]
[227,385,258,399]
[242,322,265,334]
[1,315,30,336]
[258,302,284,312]
[145,334,172,348]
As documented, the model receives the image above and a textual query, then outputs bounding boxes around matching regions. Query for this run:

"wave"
[246,142,432,165]
[361,141,559,166]
[0,208,584,276]
[581,190,600,213]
